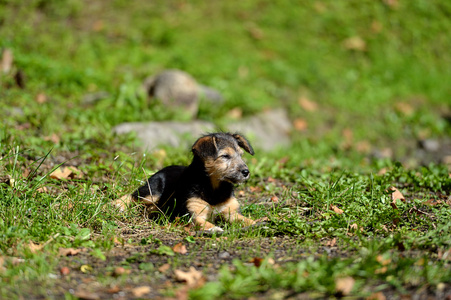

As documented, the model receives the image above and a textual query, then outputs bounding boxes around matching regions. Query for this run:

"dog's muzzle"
[241,169,250,179]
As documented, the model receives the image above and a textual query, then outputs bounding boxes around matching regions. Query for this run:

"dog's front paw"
[113,195,132,211]
[195,226,224,237]
[207,226,224,233]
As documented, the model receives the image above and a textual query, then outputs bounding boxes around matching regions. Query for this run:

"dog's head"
[192,132,254,187]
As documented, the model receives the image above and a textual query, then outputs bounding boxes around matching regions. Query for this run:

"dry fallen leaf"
[172,242,188,255]
[1,48,13,74]
[343,36,366,51]
[174,267,205,288]
[158,263,170,273]
[226,107,243,119]
[50,166,82,180]
[112,237,123,245]
[335,277,355,296]
[389,187,405,210]
[131,286,151,297]
[44,133,60,144]
[27,241,43,253]
[267,258,275,265]
[325,238,337,247]
[383,0,399,9]
[21,169,30,178]
[375,266,388,274]
[394,102,414,116]
[423,199,441,206]
[74,290,100,300]
[293,118,308,131]
[330,205,344,214]
[249,186,262,193]
[298,96,318,112]
[376,255,391,266]
[50,167,73,180]
[174,286,190,300]
[356,140,371,154]
[0,256,5,273]
[255,217,269,223]
[391,186,405,200]
[250,257,263,267]
[107,285,121,294]
[377,168,388,176]
[37,186,48,193]
[36,93,47,104]
[349,223,359,231]
[58,247,83,256]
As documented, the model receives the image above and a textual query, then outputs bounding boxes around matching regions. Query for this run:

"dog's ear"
[233,133,254,155]
[192,135,218,160]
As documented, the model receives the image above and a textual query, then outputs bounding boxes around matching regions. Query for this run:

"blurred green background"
[1,0,450,166]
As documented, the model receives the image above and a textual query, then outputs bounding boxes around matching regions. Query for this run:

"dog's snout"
[241,169,250,178]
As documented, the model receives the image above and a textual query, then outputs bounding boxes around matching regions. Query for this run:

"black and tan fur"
[116,132,256,232]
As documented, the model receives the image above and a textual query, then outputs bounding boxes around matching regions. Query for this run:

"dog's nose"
[241,169,250,177]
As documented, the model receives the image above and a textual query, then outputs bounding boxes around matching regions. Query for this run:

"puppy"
[117,132,256,232]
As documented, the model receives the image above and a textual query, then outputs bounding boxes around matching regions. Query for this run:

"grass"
[1,0,451,299]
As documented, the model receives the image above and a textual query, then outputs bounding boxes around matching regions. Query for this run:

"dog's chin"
[225,177,247,185]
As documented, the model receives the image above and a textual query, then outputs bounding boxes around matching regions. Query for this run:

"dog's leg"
[216,197,255,226]
[186,197,223,232]
[114,194,159,212]
[113,194,134,211]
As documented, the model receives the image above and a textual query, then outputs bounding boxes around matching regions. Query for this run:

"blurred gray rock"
[228,108,292,151]
[142,69,223,118]
[418,139,440,152]
[113,120,215,150]
[113,108,292,152]
[198,84,224,103]
[416,138,451,166]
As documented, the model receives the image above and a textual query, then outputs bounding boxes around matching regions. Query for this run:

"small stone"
[143,69,200,118]
[419,139,440,152]
[218,251,230,259]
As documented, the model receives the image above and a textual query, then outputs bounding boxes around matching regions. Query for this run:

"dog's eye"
[220,154,231,159]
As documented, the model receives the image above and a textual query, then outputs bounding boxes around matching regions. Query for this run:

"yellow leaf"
[80,264,92,273]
